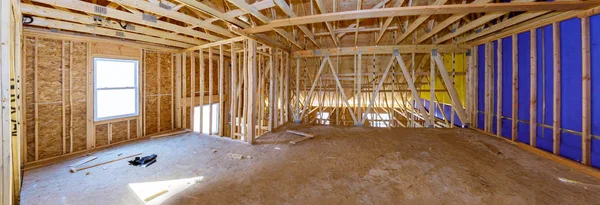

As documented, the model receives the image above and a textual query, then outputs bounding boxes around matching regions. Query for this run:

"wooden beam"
[273,0,318,48]
[396,53,431,126]
[336,0,389,39]
[298,57,328,120]
[459,11,547,44]
[227,0,302,49]
[552,22,561,155]
[174,0,249,28]
[395,0,447,44]
[243,1,597,34]
[246,39,257,144]
[21,4,204,45]
[109,0,236,38]
[433,51,468,126]
[375,0,405,44]
[418,0,495,43]
[28,17,193,48]
[530,29,537,147]
[30,0,224,42]
[582,16,591,165]
[326,58,358,125]
[497,39,502,137]
[313,0,338,47]
[512,35,518,142]
[294,45,469,57]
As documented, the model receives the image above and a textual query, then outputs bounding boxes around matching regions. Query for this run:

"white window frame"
[93,58,139,121]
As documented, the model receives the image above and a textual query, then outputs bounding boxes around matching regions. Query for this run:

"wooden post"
[230,43,237,138]
[175,53,182,129]
[246,39,257,144]
[512,34,518,142]
[430,51,435,128]
[497,39,503,137]
[199,48,204,133]
[472,46,478,128]
[530,29,537,147]
[552,22,561,155]
[208,48,213,135]
[295,56,300,122]
[269,48,275,129]
[190,51,195,132]
[219,45,224,136]
[357,52,362,123]
[582,17,591,165]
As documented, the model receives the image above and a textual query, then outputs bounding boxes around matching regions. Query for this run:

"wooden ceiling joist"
[293,45,469,57]
[243,1,599,34]
[29,17,193,48]
[174,0,250,29]
[21,4,204,45]
[228,0,303,49]
[273,0,319,48]
[395,0,447,44]
[314,0,338,47]
[107,0,236,38]
[458,10,548,44]
[30,0,223,42]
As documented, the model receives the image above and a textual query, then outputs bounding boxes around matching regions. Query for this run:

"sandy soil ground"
[20,123,600,204]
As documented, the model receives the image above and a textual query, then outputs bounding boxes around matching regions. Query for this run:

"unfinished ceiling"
[19,0,600,51]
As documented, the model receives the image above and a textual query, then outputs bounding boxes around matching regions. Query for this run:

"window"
[367,113,390,128]
[316,112,330,125]
[193,104,219,134]
[94,58,139,121]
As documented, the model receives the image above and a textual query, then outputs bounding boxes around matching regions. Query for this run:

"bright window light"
[193,104,219,134]
[94,58,139,121]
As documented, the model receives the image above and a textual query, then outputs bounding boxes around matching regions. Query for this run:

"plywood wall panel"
[146,52,158,95]
[71,41,88,152]
[63,41,71,153]
[37,104,63,159]
[37,38,63,103]
[91,42,140,58]
[71,103,87,152]
[24,37,36,162]
[146,96,158,135]
[111,121,128,143]
[160,96,172,131]
[95,124,108,147]
[130,119,138,139]
[159,53,172,95]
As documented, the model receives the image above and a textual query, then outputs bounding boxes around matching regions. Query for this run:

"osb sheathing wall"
[23,35,176,164]
[144,50,174,136]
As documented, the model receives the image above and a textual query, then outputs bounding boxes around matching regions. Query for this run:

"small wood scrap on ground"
[287,130,315,145]
[144,190,169,202]
[69,156,98,167]
[227,153,244,160]
[70,153,142,173]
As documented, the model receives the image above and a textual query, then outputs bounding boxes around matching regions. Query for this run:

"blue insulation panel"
[518,31,531,121]
[590,14,600,168]
[501,37,512,139]
[559,18,583,162]
[560,18,582,132]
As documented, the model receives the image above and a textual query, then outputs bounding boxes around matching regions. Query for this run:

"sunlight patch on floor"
[128,176,204,205]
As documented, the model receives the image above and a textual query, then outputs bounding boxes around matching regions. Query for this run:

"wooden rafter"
[243,1,598,34]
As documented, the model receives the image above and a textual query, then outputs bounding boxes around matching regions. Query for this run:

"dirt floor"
[20,123,600,204]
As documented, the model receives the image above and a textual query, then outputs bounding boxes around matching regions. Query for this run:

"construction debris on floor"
[70,153,142,173]
[129,154,158,168]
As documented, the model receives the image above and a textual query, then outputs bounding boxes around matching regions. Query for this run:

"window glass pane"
[97,89,136,119]
[96,59,137,88]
